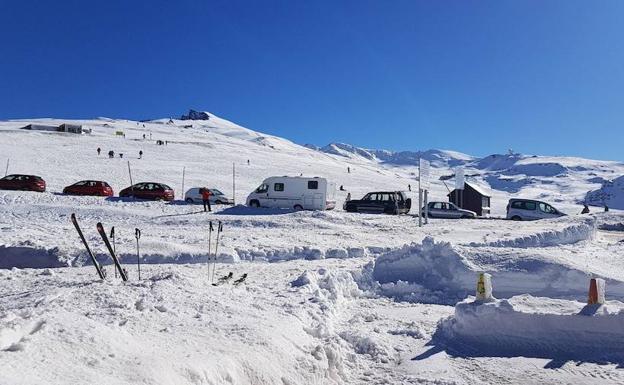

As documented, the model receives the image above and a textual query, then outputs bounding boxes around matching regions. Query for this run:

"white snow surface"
[2,113,624,384]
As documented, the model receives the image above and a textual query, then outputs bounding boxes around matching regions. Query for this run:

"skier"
[108,150,114,158]
[201,188,212,212]
[347,166,351,173]
[408,184,411,192]
[97,147,101,156]
[142,134,146,140]
[139,150,143,159]
[581,204,590,214]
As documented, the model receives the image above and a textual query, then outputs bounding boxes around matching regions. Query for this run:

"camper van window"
[307,181,319,190]
[274,183,284,192]
[256,184,268,193]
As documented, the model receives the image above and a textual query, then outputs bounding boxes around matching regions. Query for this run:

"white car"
[184,188,233,205]
[422,201,476,219]
[506,198,566,221]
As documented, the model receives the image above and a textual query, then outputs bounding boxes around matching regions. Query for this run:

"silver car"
[422,201,476,219]
[184,188,233,205]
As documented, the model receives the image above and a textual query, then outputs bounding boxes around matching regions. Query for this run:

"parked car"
[344,191,411,214]
[0,174,46,192]
[63,180,113,196]
[422,201,476,219]
[184,188,233,204]
[246,176,336,210]
[119,182,174,201]
[506,198,566,221]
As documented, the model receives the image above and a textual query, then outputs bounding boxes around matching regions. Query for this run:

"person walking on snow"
[139,150,143,159]
[97,147,101,156]
[581,204,590,214]
[201,188,212,212]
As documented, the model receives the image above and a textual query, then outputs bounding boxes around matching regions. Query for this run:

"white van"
[246,176,336,210]
[506,198,566,221]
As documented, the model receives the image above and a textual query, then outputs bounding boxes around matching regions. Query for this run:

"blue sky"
[1,1,623,160]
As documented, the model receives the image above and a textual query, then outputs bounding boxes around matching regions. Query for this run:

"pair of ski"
[207,221,247,287]
[71,213,128,281]
[212,272,247,287]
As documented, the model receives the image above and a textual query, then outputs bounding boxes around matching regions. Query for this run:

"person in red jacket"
[201,187,212,212]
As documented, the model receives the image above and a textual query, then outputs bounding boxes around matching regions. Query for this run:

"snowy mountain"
[586,175,624,209]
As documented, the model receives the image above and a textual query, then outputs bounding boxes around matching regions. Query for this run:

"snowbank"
[435,295,624,363]
[470,216,596,248]
[370,236,624,304]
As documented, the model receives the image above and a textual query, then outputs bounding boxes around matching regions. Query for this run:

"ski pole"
[110,226,117,278]
[208,221,213,282]
[135,228,141,280]
[211,221,223,284]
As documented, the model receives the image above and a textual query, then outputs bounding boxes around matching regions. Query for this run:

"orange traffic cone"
[588,278,606,305]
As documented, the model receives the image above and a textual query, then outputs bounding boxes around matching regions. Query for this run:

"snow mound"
[434,295,624,363]
[586,175,624,209]
[370,236,624,304]
[471,216,596,248]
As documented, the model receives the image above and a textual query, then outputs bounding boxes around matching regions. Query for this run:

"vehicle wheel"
[185,198,193,203]
[249,200,260,208]
[511,216,522,221]
[294,204,303,211]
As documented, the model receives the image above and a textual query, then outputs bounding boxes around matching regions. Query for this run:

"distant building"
[21,123,85,134]
[21,124,59,132]
[58,123,83,134]
[447,181,491,217]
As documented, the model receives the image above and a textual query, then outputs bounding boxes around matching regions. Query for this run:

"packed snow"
[2,112,624,384]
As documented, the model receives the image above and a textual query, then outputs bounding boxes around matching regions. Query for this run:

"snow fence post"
[476,272,493,301]
[588,278,606,305]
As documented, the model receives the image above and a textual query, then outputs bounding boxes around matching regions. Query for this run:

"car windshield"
[211,189,223,195]
[256,184,268,193]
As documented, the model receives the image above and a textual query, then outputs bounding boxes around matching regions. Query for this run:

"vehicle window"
[546,205,556,213]
[524,201,536,210]
[274,183,284,192]
[160,184,170,190]
[307,181,318,190]
[538,203,548,212]
[396,193,403,202]
[75,181,87,186]
[256,184,268,193]
[363,193,372,200]
[441,203,448,210]
[88,181,97,187]
[448,203,457,210]
[433,202,442,209]
[212,189,223,195]
[2,175,14,180]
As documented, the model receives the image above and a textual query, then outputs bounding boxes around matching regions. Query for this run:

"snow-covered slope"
[2,111,624,385]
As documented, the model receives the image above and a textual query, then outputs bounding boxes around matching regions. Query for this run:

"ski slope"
[1,112,624,384]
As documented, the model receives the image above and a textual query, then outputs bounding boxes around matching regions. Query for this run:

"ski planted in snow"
[233,273,247,286]
[211,272,233,286]
[70,213,106,280]
[96,222,128,281]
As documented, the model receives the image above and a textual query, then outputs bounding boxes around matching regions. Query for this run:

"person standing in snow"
[139,150,143,159]
[346,192,351,201]
[408,184,411,191]
[201,188,212,212]
[247,159,250,165]
[108,150,114,158]
[347,166,351,173]
[605,205,609,212]
[581,204,590,214]
[97,147,101,156]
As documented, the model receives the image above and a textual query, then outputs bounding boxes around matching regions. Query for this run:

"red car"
[0,174,46,192]
[63,180,114,196]
[119,182,174,201]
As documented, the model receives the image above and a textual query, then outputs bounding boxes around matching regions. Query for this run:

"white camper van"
[246,176,336,211]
